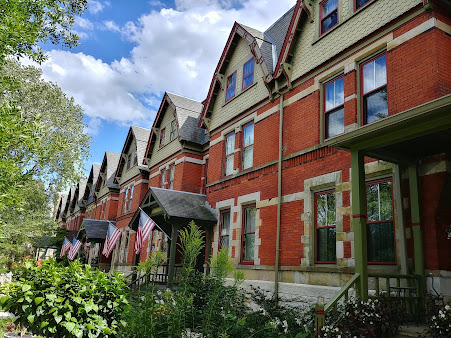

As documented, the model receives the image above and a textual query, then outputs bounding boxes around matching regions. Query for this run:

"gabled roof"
[77,178,88,208]
[55,194,68,221]
[78,219,116,241]
[199,2,308,129]
[95,151,121,192]
[66,185,76,215]
[114,125,151,183]
[144,92,206,164]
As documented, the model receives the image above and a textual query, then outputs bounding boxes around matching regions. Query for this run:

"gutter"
[275,93,284,301]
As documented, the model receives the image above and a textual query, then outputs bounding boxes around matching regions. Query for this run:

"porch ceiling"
[325,94,451,164]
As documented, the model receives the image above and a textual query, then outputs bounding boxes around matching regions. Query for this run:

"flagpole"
[139,207,171,240]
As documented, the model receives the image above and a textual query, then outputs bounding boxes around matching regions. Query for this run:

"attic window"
[225,71,236,102]
[320,0,338,35]
[355,0,372,10]
[159,128,166,148]
[242,57,255,90]
[170,120,177,141]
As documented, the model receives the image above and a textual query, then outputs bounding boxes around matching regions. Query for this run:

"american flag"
[134,210,156,254]
[68,236,82,260]
[102,222,121,258]
[60,237,72,258]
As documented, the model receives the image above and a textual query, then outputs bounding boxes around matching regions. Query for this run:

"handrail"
[315,273,360,333]
[325,273,360,312]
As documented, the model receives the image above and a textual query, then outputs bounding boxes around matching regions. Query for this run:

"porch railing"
[315,273,360,332]
[315,273,423,334]
[126,264,183,291]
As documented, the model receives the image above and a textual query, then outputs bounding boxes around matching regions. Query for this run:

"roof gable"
[95,151,120,193]
[55,194,68,221]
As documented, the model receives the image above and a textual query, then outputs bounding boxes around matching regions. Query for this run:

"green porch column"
[351,149,368,301]
[408,165,425,276]
[167,225,180,286]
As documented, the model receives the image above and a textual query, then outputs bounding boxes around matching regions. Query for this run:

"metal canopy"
[78,219,115,242]
[325,95,451,164]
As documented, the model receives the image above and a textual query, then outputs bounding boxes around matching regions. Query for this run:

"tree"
[0,0,88,63]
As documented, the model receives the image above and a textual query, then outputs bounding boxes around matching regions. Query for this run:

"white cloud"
[37,0,296,130]
[87,0,105,14]
[76,17,95,30]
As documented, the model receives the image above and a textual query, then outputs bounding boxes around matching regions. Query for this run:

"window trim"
[241,121,254,170]
[122,187,129,214]
[366,177,396,265]
[224,132,235,177]
[242,57,255,91]
[354,0,374,12]
[241,204,256,265]
[360,52,388,126]
[319,0,339,36]
[160,170,166,189]
[219,209,231,251]
[225,71,237,103]
[314,189,337,264]
[159,128,166,148]
[128,185,134,211]
[323,75,345,140]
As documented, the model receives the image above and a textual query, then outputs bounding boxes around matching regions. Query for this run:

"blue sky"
[37,0,296,173]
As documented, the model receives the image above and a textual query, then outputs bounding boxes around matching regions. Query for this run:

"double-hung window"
[225,72,236,102]
[366,178,395,264]
[362,53,388,124]
[242,205,256,263]
[320,0,338,35]
[170,120,177,141]
[355,0,373,10]
[242,122,254,169]
[126,154,131,170]
[324,76,344,139]
[160,170,165,188]
[315,190,336,263]
[123,188,129,214]
[169,165,175,189]
[128,185,134,211]
[159,128,166,148]
[219,210,231,250]
[242,58,254,90]
[225,133,235,176]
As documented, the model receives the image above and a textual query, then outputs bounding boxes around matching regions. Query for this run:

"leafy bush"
[319,298,407,338]
[0,258,129,337]
[427,303,451,337]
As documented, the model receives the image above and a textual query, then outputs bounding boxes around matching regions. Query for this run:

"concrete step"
[393,324,429,337]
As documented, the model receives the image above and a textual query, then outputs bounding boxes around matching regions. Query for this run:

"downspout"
[275,92,283,302]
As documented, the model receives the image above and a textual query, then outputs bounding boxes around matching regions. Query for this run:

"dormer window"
[133,151,137,165]
[159,128,166,148]
[127,151,137,170]
[320,0,338,35]
[225,71,236,102]
[242,57,254,90]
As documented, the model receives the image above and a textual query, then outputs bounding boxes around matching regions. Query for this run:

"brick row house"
[55,0,451,304]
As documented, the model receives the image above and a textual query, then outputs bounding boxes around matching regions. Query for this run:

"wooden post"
[408,164,425,309]
[167,225,179,286]
[315,303,325,334]
[351,149,368,301]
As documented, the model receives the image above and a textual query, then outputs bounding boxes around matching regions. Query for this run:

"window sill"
[222,82,258,108]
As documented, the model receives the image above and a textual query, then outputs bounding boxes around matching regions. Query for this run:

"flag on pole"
[68,236,82,260]
[135,210,156,254]
[60,237,72,258]
[102,222,122,258]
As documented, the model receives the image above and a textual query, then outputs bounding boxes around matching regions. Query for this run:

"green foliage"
[319,298,407,338]
[427,302,451,337]
[1,258,129,337]
[0,0,88,63]
[122,222,313,338]
[138,250,165,284]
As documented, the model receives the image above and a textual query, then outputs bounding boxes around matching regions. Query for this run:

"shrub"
[427,303,451,337]
[319,298,407,338]
[0,258,129,337]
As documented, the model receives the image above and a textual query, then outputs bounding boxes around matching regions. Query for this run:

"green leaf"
[35,296,45,305]
[46,293,57,301]
[54,315,63,324]
[0,295,9,304]
[40,321,49,328]
[22,284,32,292]
[27,313,35,323]
[62,321,76,333]
[86,323,94,330]
[22,304,30,312]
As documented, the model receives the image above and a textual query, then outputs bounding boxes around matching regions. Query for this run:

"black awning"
[78,219,115,241]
